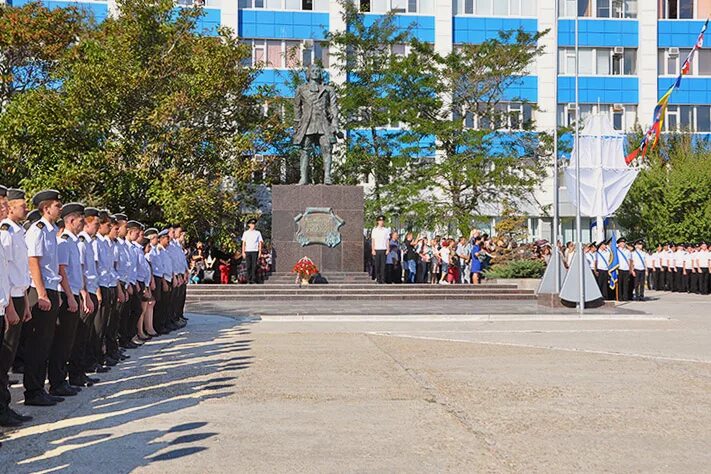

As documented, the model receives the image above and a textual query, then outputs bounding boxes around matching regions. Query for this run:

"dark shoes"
[25,392,60,406]
[9,408,33,422]
[49,383,80,397]
[0,411,23,427]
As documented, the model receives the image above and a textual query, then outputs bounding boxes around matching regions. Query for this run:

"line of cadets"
[585,237,711,301]
[0,187,189,431]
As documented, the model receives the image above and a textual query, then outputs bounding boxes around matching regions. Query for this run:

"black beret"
[144,228,158,237]
[31,189,61,207]
[0,185,6,197]
[247,218,257,225]
[126,220,142,230]
[6,188,26,201]
[26,209,41,224]
[60,202,85,219]
[84,207,100,218]
[114,213,128,222]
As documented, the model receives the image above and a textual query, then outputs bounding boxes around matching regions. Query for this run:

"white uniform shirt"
[95,234,118,288]
[1,218,31,297]
[58,231,83,296]
[78,231,99,294]
[631,249,647,271]
[241,230,263,253]
[147,244,164,278]
[0,232,9,316]
[697,250,710,268]
[584,251,595,269]
[371,227,390,251]
[673,250,687,268]
[26,217,61,291]
[595,249,610,271]
[617,246,631,271]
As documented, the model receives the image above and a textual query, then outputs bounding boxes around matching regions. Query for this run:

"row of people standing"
[0,186,189,436]
[369,216,494,284]
[585,238,710,301]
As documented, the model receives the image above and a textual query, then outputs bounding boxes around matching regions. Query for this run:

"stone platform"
[272,185,364,273]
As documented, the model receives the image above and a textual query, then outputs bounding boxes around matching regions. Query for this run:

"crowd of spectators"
[186,241,274,284]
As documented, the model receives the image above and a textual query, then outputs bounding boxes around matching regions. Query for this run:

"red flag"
[625,147,641,165]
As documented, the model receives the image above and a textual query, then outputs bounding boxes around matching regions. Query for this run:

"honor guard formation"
[0,187,189,433]
[586,237,711,301]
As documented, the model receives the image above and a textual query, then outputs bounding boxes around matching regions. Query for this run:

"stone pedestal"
[272,185,364,273]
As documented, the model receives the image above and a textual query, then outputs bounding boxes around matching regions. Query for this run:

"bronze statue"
[293,64,339,185]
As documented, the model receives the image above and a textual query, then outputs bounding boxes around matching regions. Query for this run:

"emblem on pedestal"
[294,207,345,248]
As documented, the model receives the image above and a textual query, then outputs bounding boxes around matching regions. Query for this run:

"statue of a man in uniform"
[293,64,339,185]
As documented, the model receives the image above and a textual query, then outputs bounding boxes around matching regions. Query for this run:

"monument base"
[272,185,364,273]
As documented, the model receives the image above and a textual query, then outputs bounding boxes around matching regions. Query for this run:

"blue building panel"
[558,76,638,103]
[658,77,711,104]
[658,20,708,48]
[10,0,109,23]
[558,19,638,47]
[362,14,435,42]
[502,76,538,102]
[453,17,538,44]
[193,8,221,36]
[252,69,296,96]
[239,10,329,40]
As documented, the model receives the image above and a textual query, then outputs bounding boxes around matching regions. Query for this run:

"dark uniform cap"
[376,215,385,221]
[26,209,41,224]
[56,218,64,228]
[84,207,100,218]
[247,218,257,225]
[144,228,158,237]
[6,188,26,201]
[617,237,626,243]
[158,229,170,237]
[31,189,61,207]
[114,213,128,222]
[126,220,142,230]
[0,185,6,197]
[634,239,645,245]
[60,202,85,219]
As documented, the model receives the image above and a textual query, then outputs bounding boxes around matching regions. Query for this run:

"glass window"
[623,0,637,17]
[680,105,693,130]
[285,41,301,68]
[302,0,313,10]
[391,0,407,12]
[579,49,594,74]
[408,0,418,12]
[597,49,610,74]
[698,49,711,75]
[667,51,678,75]
[267,40,282,68]
[667,0,679,18]
[658,50,666,75]
[679,0,693,18]
[493,0,508,15]
[613,108,623,130]
[623,49,636,75]
[578,0,592,16]
[597,0,610,17]
[255,0,264,7]
[666,106,678,131]
[476,0,492,15]
[697,106,711,132]
[612,53,622,75]
[510,0,521,15]
[360,0,371,12]
[566,50,577,74]
[254,42,265,65]
[464,0,474,14]
[521,0,536,15]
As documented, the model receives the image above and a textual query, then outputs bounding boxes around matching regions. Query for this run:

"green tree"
[616,135,711,243]
[0,0,279,250]
[393,31,551,235]
[326,0,415,212]
[0,2,86,111]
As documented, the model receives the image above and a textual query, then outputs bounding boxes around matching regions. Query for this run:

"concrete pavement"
[1,291,710,473]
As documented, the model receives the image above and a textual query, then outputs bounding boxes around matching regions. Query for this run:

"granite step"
[186,292,535,302]
[187,283,519,291]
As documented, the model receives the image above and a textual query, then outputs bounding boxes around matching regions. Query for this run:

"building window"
[559,0,637,18]
[302,0,313,10]
[246,39,329,68]
[239,0,265,7]
[462,102,533,131]
[662,105,711,132]
[657,48,711,75]
[661,0,694,18]
[558,104,637,130]
[559,47,636,75]
[457,0,535,16]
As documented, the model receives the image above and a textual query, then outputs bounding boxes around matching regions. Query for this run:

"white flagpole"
[553,0,561,292]
[575,5,585,314]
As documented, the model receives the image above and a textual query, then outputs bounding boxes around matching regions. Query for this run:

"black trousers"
[647,269,655,290]
[634,270,646,300]
[701,268,710,295]
[69,292,98,380]
[24,288,60,398]
[92,286,116,365]
[176,282,187,319]
[246,251,259,283]
[673,268,684,292]
[663,267,672,291]
[154,278,171,331]
[107,284,125,355]
[374,250,386,284]
[618,270,631,301]
[48,293,80,389]
[119,285,141,344]
[1,297,25,408]
[655,268,664,291]
[595,270,609,300]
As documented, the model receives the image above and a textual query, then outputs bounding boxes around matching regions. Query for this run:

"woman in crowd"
[416,235,431,283]
[403,232,418,283]
[438,239,451,284]
[140,239,158,338]
[470,236,483,284]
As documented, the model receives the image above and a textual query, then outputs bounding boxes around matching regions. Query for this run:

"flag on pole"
[608,232,620,290]
[626,18,709,165]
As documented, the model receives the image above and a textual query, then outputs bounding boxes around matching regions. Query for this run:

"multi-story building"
[4,0,711,241]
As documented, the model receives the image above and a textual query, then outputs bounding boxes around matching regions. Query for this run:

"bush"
[484,259,545,279]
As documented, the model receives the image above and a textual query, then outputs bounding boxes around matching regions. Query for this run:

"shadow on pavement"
[0,315,254,473]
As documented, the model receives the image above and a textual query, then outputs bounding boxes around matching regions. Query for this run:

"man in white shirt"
[673,243,688,293]
[593,240,610,300]
[241,218,263,284]
[631,239,648,301]
[0,188,33,425]
[616,237,632,301]
[698,241,710,295]
[370,215,389,284]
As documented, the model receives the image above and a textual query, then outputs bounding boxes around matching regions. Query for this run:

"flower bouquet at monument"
[292,256,319,286]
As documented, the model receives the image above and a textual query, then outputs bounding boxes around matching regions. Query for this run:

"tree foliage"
[616,135,711,243]
[0,0,279,250]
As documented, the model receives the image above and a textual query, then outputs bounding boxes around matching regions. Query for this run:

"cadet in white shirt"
[616,237,632,301]
[672,243,688,293]
[49,203,86,398]
[0,188,33,425]
[24,190,64,406]
[698,242,710,295]
[593,240,611,300]
[371,215,390,284]
[631,239,648,301]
